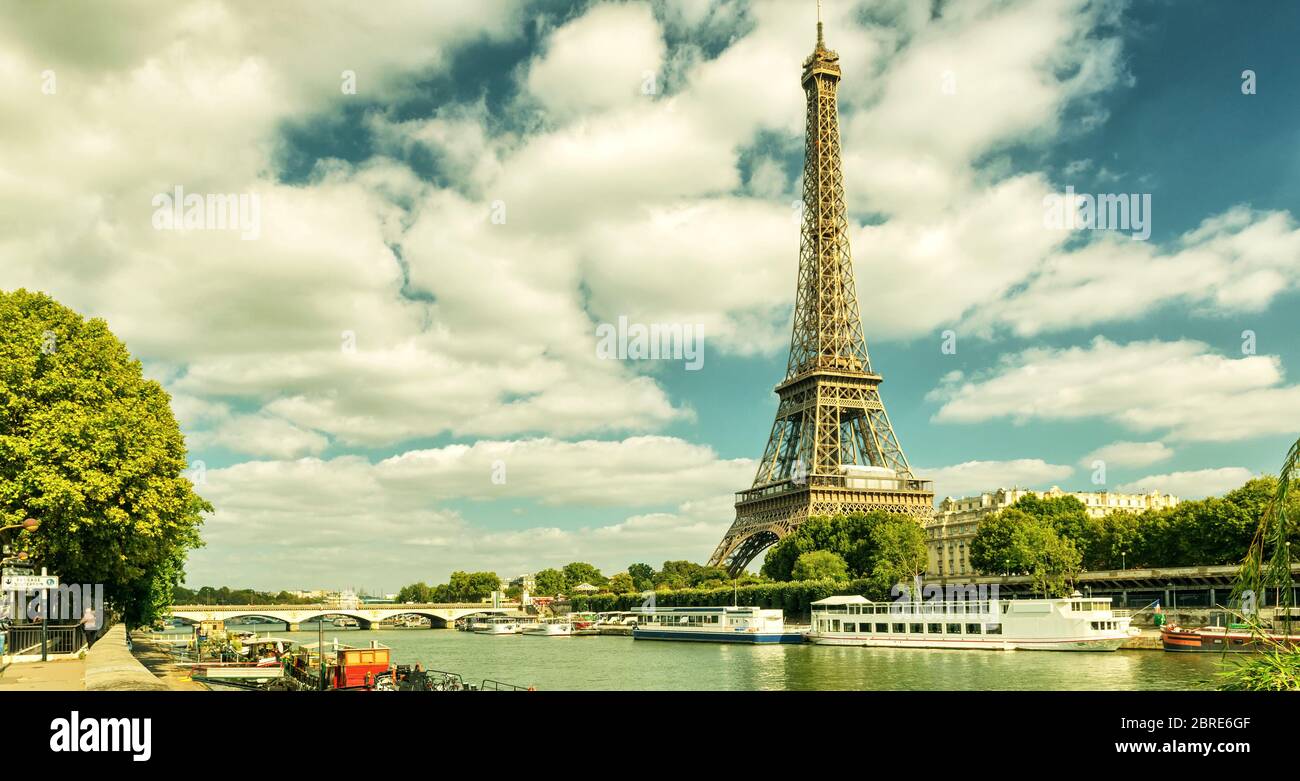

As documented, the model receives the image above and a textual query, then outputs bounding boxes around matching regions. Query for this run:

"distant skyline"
[3,1,1298,591]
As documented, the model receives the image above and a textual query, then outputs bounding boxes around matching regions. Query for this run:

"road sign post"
[0,573,59,660]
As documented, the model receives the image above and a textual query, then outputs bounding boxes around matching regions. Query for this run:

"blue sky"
[3,0,1297,591]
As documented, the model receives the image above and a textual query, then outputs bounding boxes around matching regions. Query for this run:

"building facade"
[925,486,1180,577]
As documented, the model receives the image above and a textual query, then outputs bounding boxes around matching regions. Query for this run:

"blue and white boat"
[631,606,803,644]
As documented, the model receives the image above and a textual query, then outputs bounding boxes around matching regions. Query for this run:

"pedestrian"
[79,606,99,649]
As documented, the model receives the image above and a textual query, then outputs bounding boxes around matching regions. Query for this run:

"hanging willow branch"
[1234,435,1299,614]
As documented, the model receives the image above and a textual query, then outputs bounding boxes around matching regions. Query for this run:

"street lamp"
[1,518,40,556]
[0,518,40,533]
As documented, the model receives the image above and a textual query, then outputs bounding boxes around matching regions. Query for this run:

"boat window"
[875,623,888,633]
[985,623,1002,635]
[909,623,923,634]
[946,623,962,634]
[892,623,905,634]
[927,623,941,634]
[966,623,981,635]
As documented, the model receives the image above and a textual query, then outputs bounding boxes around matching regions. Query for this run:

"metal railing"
[480,678,530,691]
[4,623,84,656]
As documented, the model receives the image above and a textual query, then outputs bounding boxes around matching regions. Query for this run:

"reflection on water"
[166,624,1223,691]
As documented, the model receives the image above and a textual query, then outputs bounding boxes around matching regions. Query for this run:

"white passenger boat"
[807,593,1138,651]
[632,606,804,644]
[521,619,573,637]
[471,616,521,635]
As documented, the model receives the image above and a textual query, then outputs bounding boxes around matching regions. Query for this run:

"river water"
[172,624,1226,691]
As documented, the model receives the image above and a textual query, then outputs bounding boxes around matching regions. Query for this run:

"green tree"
[1012,518,1081,597]
[969,509,1025,574]
[443,571,500,602]
[396,582,434,603]
[561,561,604,587]
[606,572,635,593]
[759,512,890,581]
[869,516,928,594]
[791,550,849,581]
[533,568,566,596]
[0,289,209,627]
[1089,510,1141,570]
[627,562,655,591]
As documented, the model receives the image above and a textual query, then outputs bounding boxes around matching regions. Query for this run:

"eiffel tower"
[707,15,934,576]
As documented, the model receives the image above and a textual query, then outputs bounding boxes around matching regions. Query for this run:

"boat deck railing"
[814,601,997,617]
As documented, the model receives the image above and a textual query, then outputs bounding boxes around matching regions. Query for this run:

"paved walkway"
[0,658,85,690]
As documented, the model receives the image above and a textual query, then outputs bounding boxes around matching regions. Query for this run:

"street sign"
[0,574,58,591]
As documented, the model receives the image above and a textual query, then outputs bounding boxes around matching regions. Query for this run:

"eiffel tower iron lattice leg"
[708,18,934,577]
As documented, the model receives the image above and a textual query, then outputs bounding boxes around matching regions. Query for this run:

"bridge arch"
[168,604,514,631]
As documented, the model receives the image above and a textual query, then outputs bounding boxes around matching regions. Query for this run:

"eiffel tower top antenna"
[816,0,824,45]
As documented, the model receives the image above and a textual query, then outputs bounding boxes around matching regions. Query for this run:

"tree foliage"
[1011,517,1082,597]
[791,550,848,582]
[533,568,566,596]
[175,586,318,605]
[0,289,209,627]
[869,515,928,594]
[627,563,655,592]
[762,513,879,580]
[605,572,635,593]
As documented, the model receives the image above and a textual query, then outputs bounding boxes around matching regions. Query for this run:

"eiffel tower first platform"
[707,18,934,576]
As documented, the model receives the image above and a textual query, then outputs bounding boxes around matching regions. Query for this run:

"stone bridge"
[168,603,516,630]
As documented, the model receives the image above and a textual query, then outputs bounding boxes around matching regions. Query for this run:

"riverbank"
[128,631,208,690]
[1122,630,1164,650]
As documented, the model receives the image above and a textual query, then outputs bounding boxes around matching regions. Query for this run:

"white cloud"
[525,2,666,121]
[969,208,1300,337]
[1079,441,1173,469]
[929,337,1300,443]
[1118,467,1255,499]
[185,437,749,588]
[919,459,1075,499]
[190,413,329,460]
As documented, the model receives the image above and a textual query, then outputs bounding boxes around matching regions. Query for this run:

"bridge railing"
[169,603,519,612]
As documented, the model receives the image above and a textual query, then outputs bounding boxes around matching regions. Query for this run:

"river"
[168,623,1227,690]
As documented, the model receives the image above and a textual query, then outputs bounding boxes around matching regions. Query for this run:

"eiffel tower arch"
[707,18,934,576]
